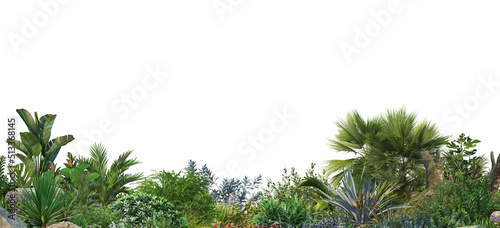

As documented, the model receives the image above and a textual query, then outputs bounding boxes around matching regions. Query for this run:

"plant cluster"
[134,160,216,227]
[250,194,310,227]
[109,191,188,227]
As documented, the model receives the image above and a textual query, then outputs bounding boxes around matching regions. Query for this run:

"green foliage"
[443,133,487,182]
[262,163,333,217]
[456,175,499,222]
[70,204,124,228]
[55,156,100,209]
[251,194,309,227]
[134,166,216,227]
[326,107,450,197]
[0,155,10,199]
[109,191,188,228]
[16,170,76,228]
[410,175,500,228]
[76,143,143,206]
[6,109,74,178]
[298,166,406,226]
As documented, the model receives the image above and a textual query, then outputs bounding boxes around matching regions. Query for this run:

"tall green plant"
[55,158,100,209]
[134,166,216,227]
[6,109,74,183]
[298,166,406,226]
[16,170,75,228]
[75,143,143,206]
[443,133,487,182]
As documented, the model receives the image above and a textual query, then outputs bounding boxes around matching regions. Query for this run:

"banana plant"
[6,109,74,176]
[298,166,407,226]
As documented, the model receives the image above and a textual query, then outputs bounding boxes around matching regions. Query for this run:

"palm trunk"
[421,149,446,189]
[489,151,500,194]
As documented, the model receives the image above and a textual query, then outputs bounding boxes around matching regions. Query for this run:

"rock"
[0,206,28,228]
[47,221,81,228]
[491,211,500,218]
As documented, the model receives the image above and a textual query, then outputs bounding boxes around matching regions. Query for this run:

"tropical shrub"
[75,143,143,206]
[298,166,406,227]
[70,204,124,228]
[408,174,500,228]
[456,175,500,222]
[262,163,332,217]
[6,109,74,179]
[443,133,487,182]
[251,194,310,227]
[135,160,216,227]
[16,170,75,228]
[109,191,188,227]
[54,155,100,210]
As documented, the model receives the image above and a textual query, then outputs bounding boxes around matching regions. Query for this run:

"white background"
[1,0,500,186]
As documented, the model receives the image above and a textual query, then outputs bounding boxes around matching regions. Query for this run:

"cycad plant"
[75,142,143,206]
[298,166,407,227]
[16,170,75,228]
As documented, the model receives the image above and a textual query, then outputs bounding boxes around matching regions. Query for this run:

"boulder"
[0,206,28,228]
[47,221,81,228]
[491,211,500,218]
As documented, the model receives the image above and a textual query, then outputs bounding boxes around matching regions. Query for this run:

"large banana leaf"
[44,135,75,163]
[38,114,56,151]
[20,132,42,157]
[6,139,29,155]
[16,109,39,138]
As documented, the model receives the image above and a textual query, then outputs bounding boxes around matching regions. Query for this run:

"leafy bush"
[410,175,499,227]
[212,174,263,208]
[251,194,309,227]
[109,191,188,227]
[263,163,329,214]
[16,170,75,227]
[69,204,123,228]
[54,156,100,210]
[135,160,216,227]
[456,175,499,222]
[443,133,487,182]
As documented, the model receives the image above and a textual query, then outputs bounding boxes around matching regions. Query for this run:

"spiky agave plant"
[298,166,408,226]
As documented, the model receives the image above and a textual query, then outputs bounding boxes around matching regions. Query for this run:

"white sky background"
[1,1,500,187]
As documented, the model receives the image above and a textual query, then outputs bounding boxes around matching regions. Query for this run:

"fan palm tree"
[325,107,450,196]
[76,143,144,206]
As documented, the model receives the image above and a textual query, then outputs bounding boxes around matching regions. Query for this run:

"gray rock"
[0,206,28,228]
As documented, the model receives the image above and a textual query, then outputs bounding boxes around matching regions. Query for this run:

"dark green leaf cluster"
[0,155,10,199]
[443,133,486,182]
[263,163,330,216]
[109,191,188,227]
[251,194,310,227]
[455,175,500,222]
[135,160,216,227]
